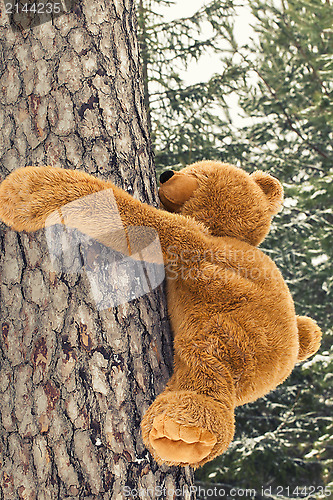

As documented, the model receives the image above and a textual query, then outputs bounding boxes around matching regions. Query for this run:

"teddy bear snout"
[160,170,175,184]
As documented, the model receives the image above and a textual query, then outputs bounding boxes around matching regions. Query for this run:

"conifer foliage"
[137,0,241,166]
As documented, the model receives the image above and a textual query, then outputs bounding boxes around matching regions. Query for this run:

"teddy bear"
[0,160,322,468]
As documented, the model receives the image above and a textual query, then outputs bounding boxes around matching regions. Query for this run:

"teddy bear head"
[159,160,283,246]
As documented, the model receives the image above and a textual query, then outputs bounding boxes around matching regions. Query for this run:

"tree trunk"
[0,1,195,497]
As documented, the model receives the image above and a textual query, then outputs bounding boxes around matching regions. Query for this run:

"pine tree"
[137,0,243,169]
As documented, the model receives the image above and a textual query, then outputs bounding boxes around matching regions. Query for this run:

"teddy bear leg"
[141,354,236,467]
[141,389,235,467]
[149,408,217,465]
[296,316,322,361]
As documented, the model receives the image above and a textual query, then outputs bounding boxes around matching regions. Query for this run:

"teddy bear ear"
[251,170,284,214]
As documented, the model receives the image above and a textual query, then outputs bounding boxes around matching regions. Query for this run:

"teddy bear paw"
[149,412,217,464]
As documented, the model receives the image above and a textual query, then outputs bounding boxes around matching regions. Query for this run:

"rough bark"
[0,0,195,497]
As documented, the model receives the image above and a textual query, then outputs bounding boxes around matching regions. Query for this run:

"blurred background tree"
[137,0,332,496]
[137,0,244,166]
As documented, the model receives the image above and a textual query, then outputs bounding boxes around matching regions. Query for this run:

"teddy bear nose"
[159,170,174,184]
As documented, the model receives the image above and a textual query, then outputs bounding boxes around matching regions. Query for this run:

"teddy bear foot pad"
[149,413,217,464]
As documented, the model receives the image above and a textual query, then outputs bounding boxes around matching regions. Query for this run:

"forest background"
[136,0,332,496]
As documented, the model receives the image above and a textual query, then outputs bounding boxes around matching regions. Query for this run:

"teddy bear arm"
[0,166,212,267]
[0,166,111,232]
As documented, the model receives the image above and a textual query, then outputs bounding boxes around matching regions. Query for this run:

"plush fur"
[0,161,322,467]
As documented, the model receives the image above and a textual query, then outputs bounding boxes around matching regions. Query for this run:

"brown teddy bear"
[0,160,322,468]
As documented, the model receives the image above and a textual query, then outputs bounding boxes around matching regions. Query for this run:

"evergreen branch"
[237,52,329,160]
[273,389,301,434]
[279,0,331,99]
[146,0,234,31]
[238,135,326,173]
